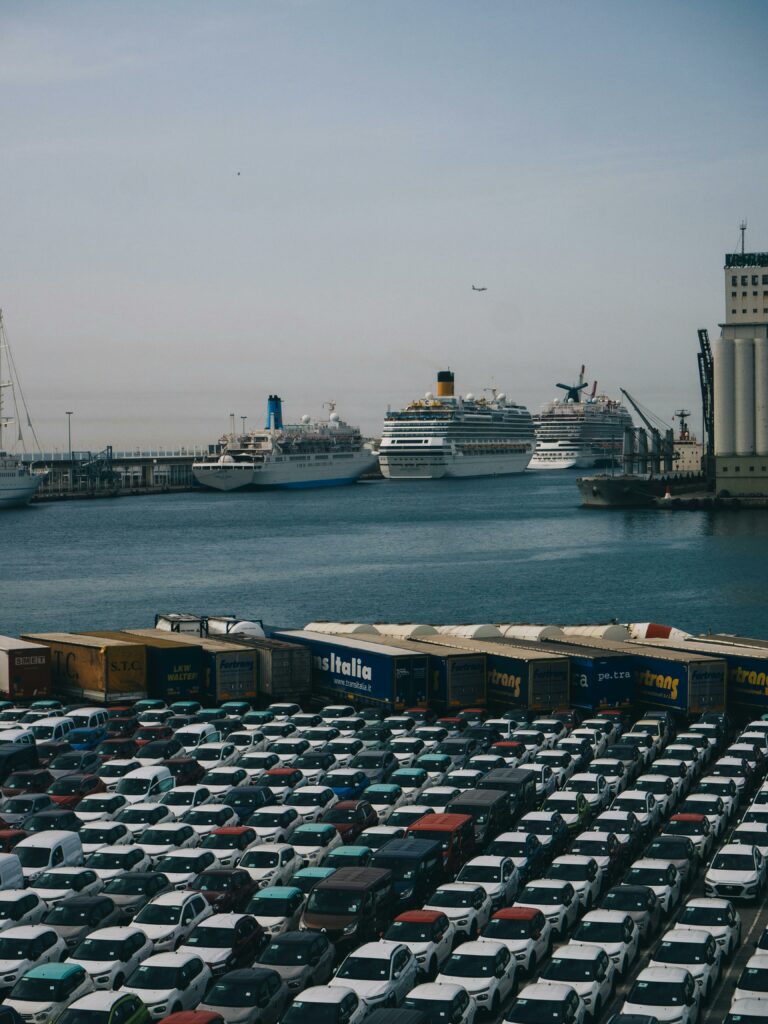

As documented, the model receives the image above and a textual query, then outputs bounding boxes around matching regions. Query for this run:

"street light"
[65,411,73,491]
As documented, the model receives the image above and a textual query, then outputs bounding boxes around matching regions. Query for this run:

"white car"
[4,961,94,1021]
[506,981,586,1024]
[436,939,516,1016]
[514,879,579,939]
[246,886,304,937]
[121,951,212,1019]
[625,859,683,913]
[194,743,240,769]
[154,849,221,888]
[546,855,603,911]
[567,772,611,812]
[135,823,200,861]
[287,985,367,1024]
[611,789,659,833]
[456,855,520,910]
[444,770,484,791]
[357,826,406,851]
[384,909,455,978]
[588,759,628,798]
[115,802,176,836]
[79,821,134,855]
[0,924,68,989]
[239,753,280,779]
[413,728,449,752]
[727,997,767,1019]
[572,728,607,757]
[731,822,768,858]
[420,786,460,809]
[181,804,239,836]
[676,897,742,957]
[697,776,739,819]
[649,927,722,997]
[534,750,575,788]
[291,824,343,866]
[247,805,301,843]
[680,793,728,838]
[98,760,143,792]
[423,883,493,941]
[30,868,104,907]
[621,965,700,1024]
[75,793,129,824]
[271,740,311,766]
[635,774,678,817]
[652,759,691,799]
[85,845,151,880]
[284,787,338,823]
[67,925,154,989]
[330,940,418,1010]
[227,731,267,753]
[383,717,415,737]
[479,906,552,977]
[159,787,214,816]
[705,843,767,901]
[0,891,47,932]
[389,738,425,767]
[569,909,640,976]
[198,828,260,869]
[240,843,300,887]
[734,954,768,1004]
[404,982,476,1024]
[539,943,615,1020]
[132,890,212,952]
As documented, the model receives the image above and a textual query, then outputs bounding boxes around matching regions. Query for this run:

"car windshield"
[458,865,500,883]
[699,781,731,796]
[116,779,151,795]
[81,827,120,845]
[628,978,686,1005]
[74,937,126,960]
[163,791,198,805]
[159,855,207,873]
[525,819,557,835]
[444,952,495,977]
[140,829,179,845]
[295,755,332,770]
[520,886,563,905]
[10,976,68,1001]
[0,935,34,958]
[130,964,180,989]
[338,955,390,980]
[543,956,597,981]
[323,808,357,824]
[35,872,81,890]
[655,939,707,964]
[51,755,85,770]
[104,876,156,895]
[287,792,327,807]
[134,903,180,925]
[385,919,434,942]
[548,863,589,881]
[713,853,755,871]
[202,834,242,850]
[572,841,607,857]
[680,906,728,927]
[488,839,528,858]
[100,764,134,778]
[206,977,264,1007]
[484,917,533,940]
[428,890,474,909]
[0,899,29,921]
[88,851,129,869]
[242,851,280,868]
[57,1009,108,1024]
[350,754,383,767]
[187,809,228,825]
[574,920,626,942]
[0,797,37,814]
[186,926,236,948]
[369,790,399,805]
[505,998,571,1023]
[294,828,333,846]
[251,896,293,916]
[627,868,668,886]
[740,966,768,991]
[79,797,115,813]
[48,778,86,795]
[260,940,314,965]
[307,888,363,914]
[568,779,598,793]
[45,903,93,924]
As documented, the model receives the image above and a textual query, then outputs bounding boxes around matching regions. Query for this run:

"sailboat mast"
[0,309,4,452]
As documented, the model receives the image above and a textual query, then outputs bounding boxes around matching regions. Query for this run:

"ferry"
[529,367,634,470]
[378,371,535,480]
[192,396,377,491]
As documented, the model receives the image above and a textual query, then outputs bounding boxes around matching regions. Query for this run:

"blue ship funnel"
[266,394,284,430]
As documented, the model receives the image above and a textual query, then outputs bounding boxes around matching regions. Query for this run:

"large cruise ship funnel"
[265,394,284,430]
[436,370,455,397]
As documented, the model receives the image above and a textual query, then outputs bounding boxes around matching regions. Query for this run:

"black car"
[24,808,83,833]
[102,871,172,917]
[48,751,102,777]
[222,787,272,824]
[43,894,126,949]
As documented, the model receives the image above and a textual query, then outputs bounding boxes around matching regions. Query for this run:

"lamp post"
[65,411,73,491]
[241,416,247,436]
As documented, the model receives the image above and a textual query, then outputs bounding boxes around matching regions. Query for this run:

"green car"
[326,844,374,868]
[57,991,149,1024]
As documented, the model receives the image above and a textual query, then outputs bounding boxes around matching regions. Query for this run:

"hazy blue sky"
[2,0,767,450]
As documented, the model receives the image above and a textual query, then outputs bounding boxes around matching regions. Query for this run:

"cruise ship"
[529,367,634,470]
[0,311,43,509]
[378,371,536,480]
[192,396,377,491]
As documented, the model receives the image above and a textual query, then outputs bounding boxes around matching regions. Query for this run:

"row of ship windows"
[732,291,768,297]
[0,471,23,477]
[730,309,768,315]
[732,275,768,285]
[720,466,767,473]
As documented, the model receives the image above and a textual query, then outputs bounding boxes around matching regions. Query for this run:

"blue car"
[67,727,109,750]
[320,769,369,800]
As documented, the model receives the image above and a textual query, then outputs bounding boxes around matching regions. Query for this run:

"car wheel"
[592,997,601,1022]
[620,958,627,977]
[490,993,500,1017]
[113,974,124,990]
[527,953,537,978]
[171,1004,181,1015]
[469,921,478,940]
[386,994,396,1009]
[585,894,593,911]
[427,957,437,981]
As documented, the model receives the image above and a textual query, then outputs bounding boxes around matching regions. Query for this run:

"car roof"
[493,907,540,920]
[349,941,401,960]
[147,891,199,906]
[407,982,465,1000]
[579,910,630,924]
[26,963,84,979]
[68,992,130,1011]
[255,887,301,898]
[86,926,145,941]
[551,945,602,960]
[293,987,348,1004]
[636,966,690,982]
[395,910,444,924]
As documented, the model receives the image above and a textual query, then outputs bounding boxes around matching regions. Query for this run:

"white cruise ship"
[529,367,634,470]
[0,311,43,509]
[192,396,377,491]
[379,371,536,480]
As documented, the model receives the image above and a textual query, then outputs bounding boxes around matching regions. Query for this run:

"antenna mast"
[740,219,747,255]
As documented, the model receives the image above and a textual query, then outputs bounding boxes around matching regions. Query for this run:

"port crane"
[619,389,675,474]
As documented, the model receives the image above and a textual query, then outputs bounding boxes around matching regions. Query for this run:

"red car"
[0,829,28,852]
[134,725,173,747]
[191,869,258,913]
[162,758,206,787]
[321,800,378,843]
[437,717,467,734]
[158,1013,224,1024]
[47,773,106,808]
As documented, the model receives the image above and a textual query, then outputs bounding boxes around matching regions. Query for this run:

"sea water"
[2,472,768,639]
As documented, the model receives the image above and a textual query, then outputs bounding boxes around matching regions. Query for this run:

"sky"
[2,0,767,451]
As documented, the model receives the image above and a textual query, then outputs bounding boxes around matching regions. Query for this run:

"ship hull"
[379,449,532,480]
[193,451,377,492]
[0,475,42,509]
[577,473,705,508]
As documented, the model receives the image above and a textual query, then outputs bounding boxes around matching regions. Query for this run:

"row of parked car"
[0,697,762,1024]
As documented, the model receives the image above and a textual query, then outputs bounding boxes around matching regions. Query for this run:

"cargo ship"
[0,311,43,508]
[192,396,377,491]
[529,367,633,470]
[378,371,535,480]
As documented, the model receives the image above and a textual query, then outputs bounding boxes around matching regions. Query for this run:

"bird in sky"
[472,285,487,291]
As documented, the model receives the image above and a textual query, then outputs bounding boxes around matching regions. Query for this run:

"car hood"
[620,1000,686,1022]
[177,945,230,965]
[135,923,176,941]
[707,868,757,883]
[302,910,355,931]
[268,963,308,984]
[335,979,392,1001]
[436,974,489,995]
[71,958,119,975]
[0,958,30,973]
[123,986,175,1004]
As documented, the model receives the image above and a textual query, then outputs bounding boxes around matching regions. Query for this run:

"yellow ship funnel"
[436,370,455,397]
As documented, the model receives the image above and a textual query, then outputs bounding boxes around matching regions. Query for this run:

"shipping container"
[0,637,51,702]
[20,633,147,703]
[154,613,206,635]
[541,635,727,717]
[126,629,257,703]
[81,632,206,703]
[413,635,570,712]
[220,636,311,706]
[271,630,430,712]
[636,637,768,720]
[357,636,486,712]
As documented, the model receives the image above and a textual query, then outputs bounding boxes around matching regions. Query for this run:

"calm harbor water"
[3,472,768,640]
